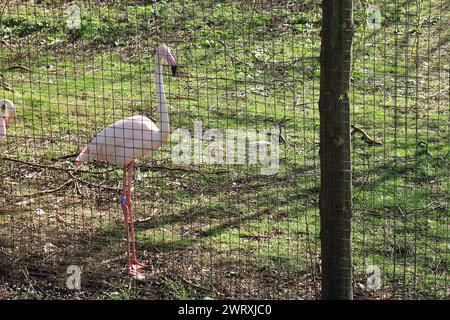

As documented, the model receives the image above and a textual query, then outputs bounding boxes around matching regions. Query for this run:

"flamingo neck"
[0,116,5,142]
[155,57,170,143]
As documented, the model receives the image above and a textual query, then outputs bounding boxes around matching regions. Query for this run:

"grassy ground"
[0,0,448,299]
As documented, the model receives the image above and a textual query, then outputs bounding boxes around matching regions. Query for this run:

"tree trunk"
[319,0,354,300]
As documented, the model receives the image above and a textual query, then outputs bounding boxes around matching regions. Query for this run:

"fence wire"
[0,0,448,299]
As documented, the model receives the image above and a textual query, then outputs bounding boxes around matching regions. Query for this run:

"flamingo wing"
[76,115,161,167]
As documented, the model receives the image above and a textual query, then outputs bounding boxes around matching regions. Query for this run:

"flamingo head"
[157,44,177,76]
[1,99,15,127]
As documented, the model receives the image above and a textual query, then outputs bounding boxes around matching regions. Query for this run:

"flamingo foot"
[126,260,146,279]
[131,258,146,269]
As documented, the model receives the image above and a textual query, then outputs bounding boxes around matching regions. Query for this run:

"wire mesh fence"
[0,0,448,299]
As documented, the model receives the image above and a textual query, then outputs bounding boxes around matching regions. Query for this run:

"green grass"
[0,0,448,299]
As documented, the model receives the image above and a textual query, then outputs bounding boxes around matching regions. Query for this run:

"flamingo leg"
[121,166,132,272]
[125,161,146,275]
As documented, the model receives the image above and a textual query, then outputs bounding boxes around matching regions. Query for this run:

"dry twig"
[68,171,119,193]
[351,125,383,146]
[15,180,73,199]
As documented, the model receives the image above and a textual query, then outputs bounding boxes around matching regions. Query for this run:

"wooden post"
[319,0,354,300]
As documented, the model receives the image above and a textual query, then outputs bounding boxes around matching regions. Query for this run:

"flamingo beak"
[171,65,178,77]
[4,116,12,127]
[74,161,85,172]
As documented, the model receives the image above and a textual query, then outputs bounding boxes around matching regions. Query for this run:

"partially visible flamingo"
[0,99,16,143]
[75,44,177,276]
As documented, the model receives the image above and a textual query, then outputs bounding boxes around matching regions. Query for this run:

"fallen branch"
[4,65,31,72]
[240,234,272,240]
[1,157,216,184]
[15,179,73,199]
[0,74,14,93]
[167,94,198,101]
[138,164,211,182]
[351,125,383,146]
[0,156,113,175]
[134,217,153,223]
[68,171,119,193]
[47,152,80,161]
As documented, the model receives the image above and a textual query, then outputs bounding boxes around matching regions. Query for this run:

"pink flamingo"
[75,44,177,276]
[0,99,16,143]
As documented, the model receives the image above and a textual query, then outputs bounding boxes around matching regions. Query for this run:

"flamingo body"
[76,115,168,167]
